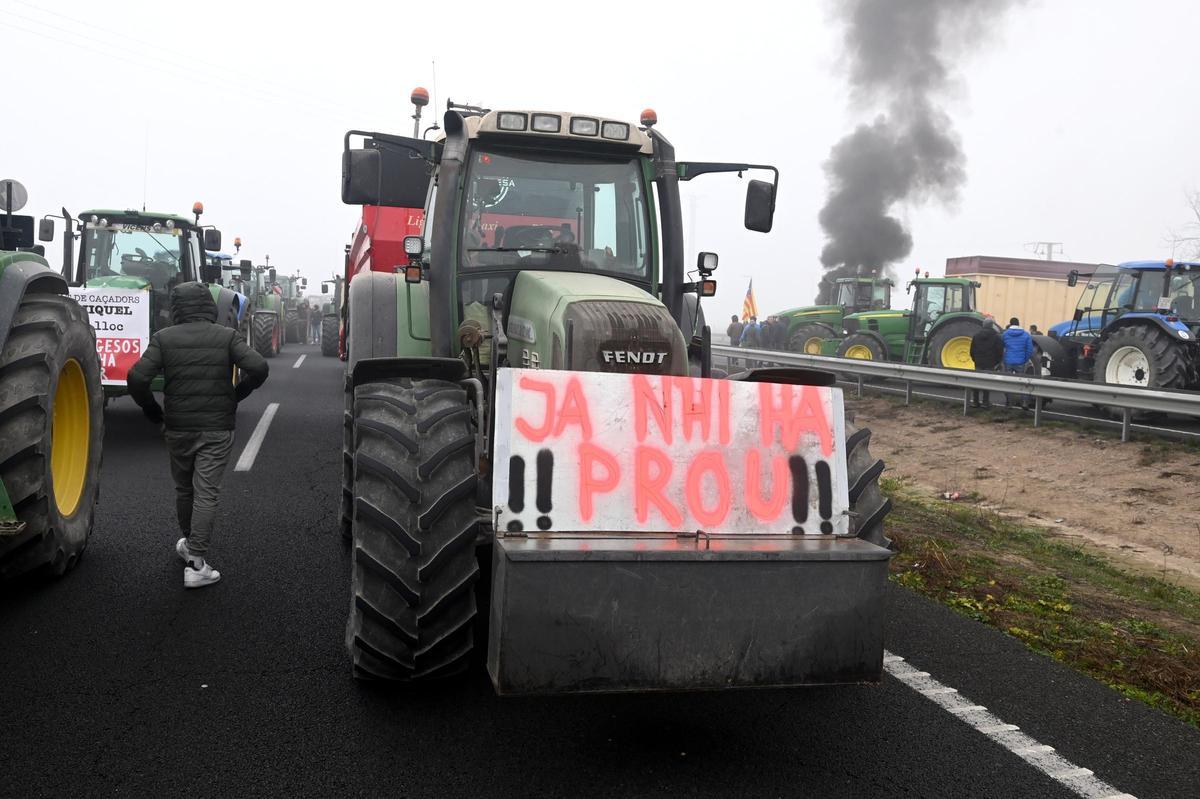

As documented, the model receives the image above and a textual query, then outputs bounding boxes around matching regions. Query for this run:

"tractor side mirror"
[203,228,222,252]
[342,148,382,205]
[301,278,308,289]
[38,218,55,242]
[744,179,775,233]
[321,284,329,294]
[239,260,252,281]
[1067,270,1079,288]
[200,262,222,284]
[1072,308,1084,322]
[269,267,277,284]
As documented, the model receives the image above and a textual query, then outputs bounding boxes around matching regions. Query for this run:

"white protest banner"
[68,287,151,386]
[493,369,849,535]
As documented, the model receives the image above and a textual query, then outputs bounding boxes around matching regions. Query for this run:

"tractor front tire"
[836,333,886,361]
[1094,326,1188,390]
[321,315,339,357]
[846,426,891,548]
[789,323,835,355]
[284,309,300,344]
[0,293,104,581]
[251,313,277,358]
[347,379,479,681]
[928,319,981,370]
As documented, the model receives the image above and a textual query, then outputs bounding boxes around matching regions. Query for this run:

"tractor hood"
[505,271,687,375]
[86,274,152,291]
[841,309,908,334]
[772,304,841,318]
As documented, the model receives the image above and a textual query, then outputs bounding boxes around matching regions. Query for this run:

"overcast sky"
[3,0,1198,322]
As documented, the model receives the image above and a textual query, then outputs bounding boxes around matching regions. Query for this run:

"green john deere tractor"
[338,103,894,694]
[319,275,344,357]
[823,274,986,369]
[0,181,103,581]
[768,276,892,354]
[42,204,240,396]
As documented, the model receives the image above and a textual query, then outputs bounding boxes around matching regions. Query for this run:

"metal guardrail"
[712,344,1200,441]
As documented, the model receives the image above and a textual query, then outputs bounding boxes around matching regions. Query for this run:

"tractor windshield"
[836,281,889,310]
[460,148,650,280]
[83,222,186,290]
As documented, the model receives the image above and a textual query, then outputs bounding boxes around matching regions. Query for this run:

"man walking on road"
[128,282,270,588]
[309,302,322,344]
[968,316,1004,408]
[726,314,743,366]
[1001,316,1035,410]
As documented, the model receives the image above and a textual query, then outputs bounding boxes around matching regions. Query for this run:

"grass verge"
[884,475,1200,728]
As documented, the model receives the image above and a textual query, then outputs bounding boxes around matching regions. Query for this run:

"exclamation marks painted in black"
[789,456,808,534]
[536,450,554,530]
[505,450,554,531]
[506,456,525,532]
[789,456,835,534]
[815,461,834,534]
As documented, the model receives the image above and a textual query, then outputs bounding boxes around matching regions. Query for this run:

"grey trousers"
[164,430,235,555]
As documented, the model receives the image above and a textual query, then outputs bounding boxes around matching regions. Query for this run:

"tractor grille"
[562,301,686,376]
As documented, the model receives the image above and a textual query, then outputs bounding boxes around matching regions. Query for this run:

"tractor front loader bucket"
[487,534,892,695]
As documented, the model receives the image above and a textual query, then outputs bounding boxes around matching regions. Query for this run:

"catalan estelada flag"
[741,279,758,321]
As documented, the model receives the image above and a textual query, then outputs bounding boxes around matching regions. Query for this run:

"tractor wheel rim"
[803,336,823,354]
[51,358,90,517]
[1106,345,1150,385]
[845,344,874,360]
[941,336,975,370]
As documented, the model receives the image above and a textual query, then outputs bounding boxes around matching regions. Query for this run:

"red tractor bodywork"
[340,205,425,358]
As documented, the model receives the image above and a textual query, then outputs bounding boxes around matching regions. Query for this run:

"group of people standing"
[726,314,785,366]
[969,316,1038,410]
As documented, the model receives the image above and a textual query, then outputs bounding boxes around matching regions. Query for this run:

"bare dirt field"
[847,396,1200,590]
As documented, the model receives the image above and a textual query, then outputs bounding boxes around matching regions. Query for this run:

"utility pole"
[1030,241,1063,261]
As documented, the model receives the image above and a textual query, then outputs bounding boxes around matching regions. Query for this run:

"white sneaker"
[184,558,221,589]
[176,537,189,562]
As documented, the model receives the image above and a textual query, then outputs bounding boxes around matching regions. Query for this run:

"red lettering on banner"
[633,375,672,444]
[634,446,682,526]
[744,449,789,522]
[578,442,620,522]
[515,377,556,442]
[718,380,731,446]
[674,377,713,443]
[685,450,731,528]
[757,384,833,456]
[554,377,593,440]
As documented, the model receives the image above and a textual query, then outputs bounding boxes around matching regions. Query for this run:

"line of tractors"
[766,261,1200,392]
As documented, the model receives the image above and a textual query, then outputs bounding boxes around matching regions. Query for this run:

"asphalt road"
[2,343,1198,798]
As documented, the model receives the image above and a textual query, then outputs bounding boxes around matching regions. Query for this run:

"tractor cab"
[835,277,892,313]
[1055,261,1200,339]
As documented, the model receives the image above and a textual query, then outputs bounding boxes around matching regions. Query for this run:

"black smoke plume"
[816,0,1019,303]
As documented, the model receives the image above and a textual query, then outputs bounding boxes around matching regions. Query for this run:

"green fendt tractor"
[768,276,892,354]
[278,272,309,344]
[319,275,344,357]
[0,180,103,581]
[825,273,986,369]
[241,265,286,358]
[338,103,894,695]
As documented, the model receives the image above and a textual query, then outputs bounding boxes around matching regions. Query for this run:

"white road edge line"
[292,354,307,369]
[883,651,1136,799]
[233,403,279,473]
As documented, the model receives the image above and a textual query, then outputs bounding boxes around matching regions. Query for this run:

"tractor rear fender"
[0,258,70,355]
[1103,313,1196,345]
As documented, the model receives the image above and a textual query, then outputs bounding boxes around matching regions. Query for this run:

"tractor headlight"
[601,121,630,140]
[1180,330,1191,339]
[570,117,599,136]
[531,114,561,133]
[497,112,528,131]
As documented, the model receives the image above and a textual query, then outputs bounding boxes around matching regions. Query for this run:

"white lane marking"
[884,651,1136,799]
[233,403,279,472]
[293,354,307,369]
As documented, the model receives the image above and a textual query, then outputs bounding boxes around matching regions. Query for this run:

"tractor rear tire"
[0,293,104,581]
[1093,325,1188,390]
[836,333,886,361]
[1031,334,1074,379]
[321,315,339,357]
[347,379,479,681]
[928,319,981,370]
[789,323,835,355]
[846,426,891,548]
[340,387,353,541]
[251,312,277,358]
[285,309,300,344]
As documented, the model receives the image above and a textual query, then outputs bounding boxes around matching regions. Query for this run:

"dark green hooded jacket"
[128,282,269,431]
